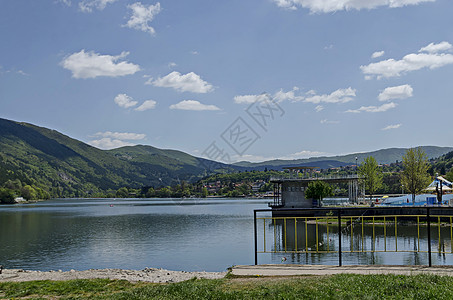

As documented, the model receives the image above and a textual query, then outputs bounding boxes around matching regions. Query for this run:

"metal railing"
[254,207,453,266]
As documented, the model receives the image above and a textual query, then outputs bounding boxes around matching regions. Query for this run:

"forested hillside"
[0,118,235,199]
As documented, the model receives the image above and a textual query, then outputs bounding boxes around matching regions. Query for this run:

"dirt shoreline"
[0,268,227,283]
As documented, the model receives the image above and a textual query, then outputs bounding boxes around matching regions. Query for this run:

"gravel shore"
[0,268,227,283]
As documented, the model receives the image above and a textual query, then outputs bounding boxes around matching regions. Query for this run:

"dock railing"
[254,207,453,267]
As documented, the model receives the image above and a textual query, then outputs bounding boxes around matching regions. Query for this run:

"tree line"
[0,179,50,204]
[0,147,447,202]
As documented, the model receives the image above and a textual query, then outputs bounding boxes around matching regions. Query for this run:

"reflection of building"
[269,167,361,209]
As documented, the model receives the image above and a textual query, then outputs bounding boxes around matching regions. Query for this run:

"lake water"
[0,198,270,272]
[1,198,453,272]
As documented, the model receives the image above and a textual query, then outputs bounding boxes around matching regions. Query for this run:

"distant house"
[252,181,265,193]
[14,197,26,203]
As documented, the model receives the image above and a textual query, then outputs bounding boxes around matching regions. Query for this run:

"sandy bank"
[0,268,226,283]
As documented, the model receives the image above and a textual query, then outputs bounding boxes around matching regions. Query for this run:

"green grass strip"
[1,274,453,299]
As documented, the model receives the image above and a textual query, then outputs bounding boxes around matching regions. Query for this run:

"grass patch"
[2,274,453,299]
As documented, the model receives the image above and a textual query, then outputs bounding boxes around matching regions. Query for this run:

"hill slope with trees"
[0,118,238,198]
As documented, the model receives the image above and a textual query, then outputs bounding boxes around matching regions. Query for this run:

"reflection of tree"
[266,218,453,266]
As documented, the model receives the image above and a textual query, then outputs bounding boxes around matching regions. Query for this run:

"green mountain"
[234,146,453,169]
[0,118,235,197]
[1,117,452,198]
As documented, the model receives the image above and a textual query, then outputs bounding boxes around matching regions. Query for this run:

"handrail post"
[427,207,432,267]
[254,210,258,265]
[338,209,342,266]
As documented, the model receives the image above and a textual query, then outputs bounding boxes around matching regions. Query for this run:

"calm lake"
[1,198,453,272]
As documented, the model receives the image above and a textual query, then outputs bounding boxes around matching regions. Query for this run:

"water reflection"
[0,198,269,272]
[259,217,453,266]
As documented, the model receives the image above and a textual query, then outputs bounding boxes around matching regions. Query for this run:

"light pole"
[355,156,358,203]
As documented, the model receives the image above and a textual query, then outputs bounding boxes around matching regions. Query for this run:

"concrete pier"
[231,264,453,277]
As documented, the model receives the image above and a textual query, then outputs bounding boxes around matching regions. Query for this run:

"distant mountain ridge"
[233,146,453,169]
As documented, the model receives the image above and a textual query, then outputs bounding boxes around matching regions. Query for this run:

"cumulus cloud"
[124,2,161,35]
[135,100,157,111]
[151,71,214,93]
[361,42,453,79]
[320,119,340,124]
[304,87,356,104]
[89,138,134,149]
[169,100,220,111]
[280,150,328,160]
[230,150,328,163]
[79,0,117,12]
[273,0,434,13]
[372,51,385,59]
[419,41,452,53]
[89,131,146,150]
[346,102,397,113]
[61,50,140,79]
[233,94,270,104]
[57,0,72,6]
[92,131,146,140]
[378,84,413,101]
[315,105,324,112]
[273,87,303,102]
[382,124,402,130]
[114,94,138,108]
[234,88,302,104]
[273,0,298,10]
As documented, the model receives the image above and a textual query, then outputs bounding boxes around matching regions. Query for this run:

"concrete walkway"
[231,265,453,277]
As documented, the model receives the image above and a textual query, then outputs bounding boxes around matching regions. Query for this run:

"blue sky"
[1,0,453,163]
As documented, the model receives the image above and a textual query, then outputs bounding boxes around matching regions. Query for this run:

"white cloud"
[152,71,214,93]
[378,84,413,101]
[273,0,434,13]
[124,2,161,35]
[191,51,199,55]
[304,87,356,104]
[135,100,157,111]
[234,88,302,104]
[16,70,29,76]
[89,131,146,150]
[57,0,72,6]
[89,138,135,149]
[0,67,30,76]
[419,41,453,53]
[315,105,324,112]
[92,131,146,140]
[320,119,339,124]
[169,100,220,111]
[281,150,328,160]
[233,94,270,104]
[273,0,298,10]
[168,62,177,68]
[361,42,453,79]
[61,50,140,79]
[372,51,385,59]
[79,0,117,12]
[382,124,402,130]
[230,150,328,163]
[273,87,303,102]
[346,102,397,113]
[114,94,138,108]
